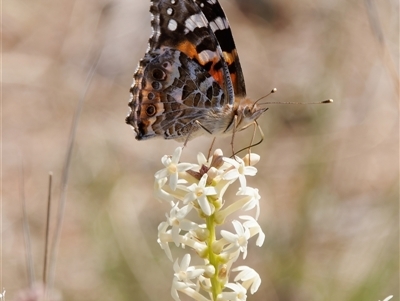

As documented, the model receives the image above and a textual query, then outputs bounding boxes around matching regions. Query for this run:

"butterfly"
[125,0,267,142]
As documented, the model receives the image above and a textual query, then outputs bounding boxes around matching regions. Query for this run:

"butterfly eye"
[152,68,166,81]
[243,106,251,116]
[147,92,155,100]
[146,104,157,117]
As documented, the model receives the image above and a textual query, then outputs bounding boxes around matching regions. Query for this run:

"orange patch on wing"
[176,41,227,89]
[208,67,225,87]
[223,51,236,66]
[176,41,198,60]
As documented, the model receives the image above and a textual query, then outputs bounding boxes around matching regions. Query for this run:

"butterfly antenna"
[259,98,333,106]
[251,88,277,110]
[252,87,334,106]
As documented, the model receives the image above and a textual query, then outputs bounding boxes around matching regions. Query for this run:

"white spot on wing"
[198,49,218,64]
[209,17,229,32]
[167,7,173,15]
[168,19,178,31]
[185,13,207,32]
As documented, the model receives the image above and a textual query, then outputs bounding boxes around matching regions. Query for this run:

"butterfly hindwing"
[128,48,227,141]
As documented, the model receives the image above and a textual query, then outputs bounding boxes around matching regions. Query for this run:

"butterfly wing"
[128,48,228,141]
[126,0,240,141]
[194,0,247,97]
[148,0,234,99]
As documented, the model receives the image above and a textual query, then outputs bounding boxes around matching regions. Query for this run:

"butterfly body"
[126,0,266,141]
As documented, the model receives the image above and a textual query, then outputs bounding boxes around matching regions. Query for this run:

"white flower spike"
[154,147,265,300]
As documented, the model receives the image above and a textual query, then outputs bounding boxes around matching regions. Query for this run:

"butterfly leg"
[182,120,213,148]
[248,121,257,158]
[192,121,218,161]
[194,120,213,135]
[231,121,265,158]
[207,137,217,161]
[230,115,239,158]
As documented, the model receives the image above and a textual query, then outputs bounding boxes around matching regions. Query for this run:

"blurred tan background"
[3,0,398,300]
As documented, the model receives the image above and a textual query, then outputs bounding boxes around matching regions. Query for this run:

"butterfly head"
[234,98,269,131]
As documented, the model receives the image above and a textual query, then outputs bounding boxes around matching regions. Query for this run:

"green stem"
[206,213,221,301]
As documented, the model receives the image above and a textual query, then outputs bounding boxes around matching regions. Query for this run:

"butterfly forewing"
[148,0,232,95]
[195,0,246,97]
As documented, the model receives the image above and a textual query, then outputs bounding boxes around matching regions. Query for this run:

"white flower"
[166,203,197,246]
[220,220,250,259]
[173,254,205,285]
[180,234,208,255]
[171,279,187,301]
[172,283,211,301]
[237,187,261,220]
[197,151,208,167]
[0,289,5,300]
[171,254,208,301]
[183,173,217,216]
[239,216,265,247]
[232,266,261,294]
[222,156,257,189]
[158,222,208,260]
[157,221,173,261]
[217,283,247,301]
[242,153,260,166]
[185,223,209,242]
[155,147,194,191]
[154,177,175,203]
